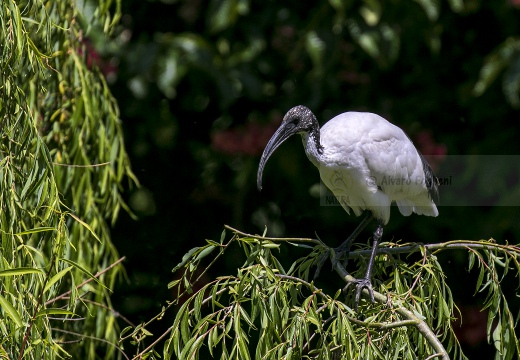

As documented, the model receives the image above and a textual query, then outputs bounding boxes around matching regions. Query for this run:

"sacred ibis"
[257,105,439,308]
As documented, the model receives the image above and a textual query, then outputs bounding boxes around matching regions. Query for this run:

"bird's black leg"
[314,214,373,279]
[344,222,383,310]
[334,214,374,267]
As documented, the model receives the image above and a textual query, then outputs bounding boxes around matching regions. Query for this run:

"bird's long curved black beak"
[257,123,297,191]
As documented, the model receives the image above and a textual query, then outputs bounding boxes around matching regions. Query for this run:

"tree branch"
[45,256,126,306]
[333,262,450,360]
[276,274,419,330]
[224,225,322,245]
[224,224,519,259]
[347,240,520,259]
[52,328,130,360]
[226,226,458,360]
[129,285,229,359]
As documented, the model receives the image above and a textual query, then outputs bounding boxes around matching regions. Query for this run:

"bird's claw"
[343,277,375,310]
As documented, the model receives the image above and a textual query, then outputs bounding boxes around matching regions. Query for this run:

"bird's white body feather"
[302,111,438,225]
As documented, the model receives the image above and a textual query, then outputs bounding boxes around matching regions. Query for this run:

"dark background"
[90,0,520,357]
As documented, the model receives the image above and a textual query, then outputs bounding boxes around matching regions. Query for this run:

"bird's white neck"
[301,131,322,168]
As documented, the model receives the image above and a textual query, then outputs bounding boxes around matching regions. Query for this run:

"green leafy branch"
[123,225,520,359]
[1,0,136,358]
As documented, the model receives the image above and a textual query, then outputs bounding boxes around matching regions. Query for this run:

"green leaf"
[347,19,379,59]
[15,227,55,236]
[206,239,220,246]
[172,247,201,272]
[167,279,181,289]
[68,213,102,243]
[261,241,280,249]
[194,245,217,262]
[0,294,23,328]
[44,266,73,293]
[237,336,251,360]
[0,267,44,277]
[59,258,103,287]
[35,308,76,317]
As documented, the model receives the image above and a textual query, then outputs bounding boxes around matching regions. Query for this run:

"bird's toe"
[343,277,375,310]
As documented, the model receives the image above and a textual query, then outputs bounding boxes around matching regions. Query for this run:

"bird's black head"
[281,105,318,134]
[257,105,320,191]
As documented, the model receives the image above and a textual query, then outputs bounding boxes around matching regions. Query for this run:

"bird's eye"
[287,117,300,128]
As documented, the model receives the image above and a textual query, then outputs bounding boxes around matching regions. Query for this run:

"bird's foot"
[343,276,375,310]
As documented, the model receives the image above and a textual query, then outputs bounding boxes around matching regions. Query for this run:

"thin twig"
[303,315,337,351]
[347,240,520,259]
[52,328,130,360]
[130,286,229,359]
[47,316,86,321]
[45,256,126,306]
[131,325,175,360]
[424,353,446,360]
[405,245,429,301]
[53,162,111,168]
[55,339,83,344]
[57,296,135,327]
[123,236,235,344]
[224,225,519,260]
[224,225,322,245]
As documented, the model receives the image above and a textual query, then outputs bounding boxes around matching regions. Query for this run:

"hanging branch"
[124,225,519,359]
[225,225,450,359]
[45,256,126,306]
[333,261,449,360]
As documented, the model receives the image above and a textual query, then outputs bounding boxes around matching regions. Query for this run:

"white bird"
[257,105,439,308]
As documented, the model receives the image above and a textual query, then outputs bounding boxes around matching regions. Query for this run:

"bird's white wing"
[360,116,438,217]
[318,113,397,222]
[362,133,426,198]
[319,112,437,221]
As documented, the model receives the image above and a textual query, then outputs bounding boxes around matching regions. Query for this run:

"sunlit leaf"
[15,227,55,236]
[0,294,23,328]
[0,267,44,277]
[35,308,76,318]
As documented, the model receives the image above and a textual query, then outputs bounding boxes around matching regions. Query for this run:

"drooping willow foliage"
[0,1,135,358]
[124,226,520,360]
